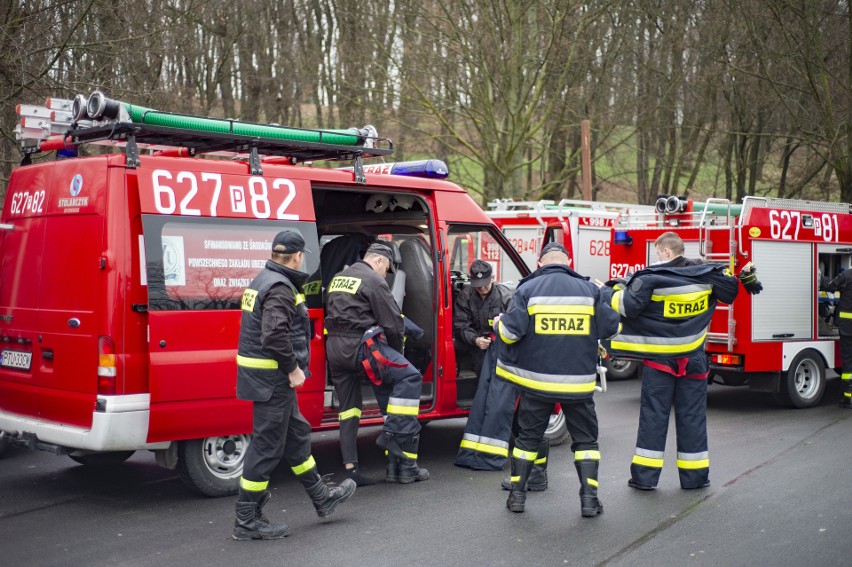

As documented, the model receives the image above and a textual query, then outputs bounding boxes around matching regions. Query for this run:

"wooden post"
[581,119,592,201]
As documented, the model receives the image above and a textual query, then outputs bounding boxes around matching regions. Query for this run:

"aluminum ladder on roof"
[699,198,738,350]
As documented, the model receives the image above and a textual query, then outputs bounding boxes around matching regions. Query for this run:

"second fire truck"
[609,195,850,408]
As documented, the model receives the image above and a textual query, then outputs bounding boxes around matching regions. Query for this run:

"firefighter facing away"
[325,242,429,486]
[233,231,356,541]
[820,268,852,408]
[496,242,620,518]
[599,231,761,491]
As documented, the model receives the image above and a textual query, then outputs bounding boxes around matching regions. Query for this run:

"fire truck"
[0,92,560,494]
[608,194,850,408]
[487,198,655,380]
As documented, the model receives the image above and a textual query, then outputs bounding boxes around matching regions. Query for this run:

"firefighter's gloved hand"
[598,343,609,360]
[738,262,763,295]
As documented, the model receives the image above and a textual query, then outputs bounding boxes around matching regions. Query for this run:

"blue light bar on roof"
[362,159,449,179]
[613,230,632,245]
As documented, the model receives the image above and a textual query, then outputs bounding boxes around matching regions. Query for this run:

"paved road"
[1,377,850,567]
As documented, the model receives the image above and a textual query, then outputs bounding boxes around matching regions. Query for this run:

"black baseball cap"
[366,242,395,272]
[469,259,493,287]
[539,241,568,259]
[272,231,310,254]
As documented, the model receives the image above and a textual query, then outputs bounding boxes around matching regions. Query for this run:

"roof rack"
[16,91,393,183]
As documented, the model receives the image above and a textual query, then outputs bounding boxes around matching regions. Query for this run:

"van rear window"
[142,216,319,311]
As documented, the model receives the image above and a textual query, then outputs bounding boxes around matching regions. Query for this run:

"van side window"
[447,225,524,291]
[141,216,319,311]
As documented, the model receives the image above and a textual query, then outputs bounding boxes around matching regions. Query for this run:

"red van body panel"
[0,149,528,468]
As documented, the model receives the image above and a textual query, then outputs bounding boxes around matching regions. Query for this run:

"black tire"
[604,357,639,381]
[774,350,826,409]
[176,435,249,497]
[68,451,135,466]
[544,408,570,446]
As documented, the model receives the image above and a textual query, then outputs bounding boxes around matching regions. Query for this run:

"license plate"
[1,349,32,371]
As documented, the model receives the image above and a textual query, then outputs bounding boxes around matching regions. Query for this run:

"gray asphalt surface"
[1,377,850,567]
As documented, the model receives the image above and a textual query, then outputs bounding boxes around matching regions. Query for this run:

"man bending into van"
[233,231,356,541]
[325,242,429,486]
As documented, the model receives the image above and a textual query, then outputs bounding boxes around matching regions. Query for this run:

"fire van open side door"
[137,162,322,497]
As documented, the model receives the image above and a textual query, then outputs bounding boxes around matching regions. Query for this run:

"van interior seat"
[398,239,433,344]
[385,241,406,308]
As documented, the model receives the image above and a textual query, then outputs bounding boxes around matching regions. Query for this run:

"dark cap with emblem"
[366,242,395,272]
[539,241,568,259]
[272,231,310,254]
[469,259,493,287]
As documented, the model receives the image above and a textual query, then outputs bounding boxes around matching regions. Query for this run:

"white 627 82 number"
[150,170,298,220]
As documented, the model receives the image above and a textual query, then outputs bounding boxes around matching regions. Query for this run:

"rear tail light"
[98,336,117,395]
[712,353,742,366]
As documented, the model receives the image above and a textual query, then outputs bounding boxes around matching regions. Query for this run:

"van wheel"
[68,451,135,466]
[604,357,639,381]
[176,435,249,497]
[544,408,570,446]
[774,350,826,409]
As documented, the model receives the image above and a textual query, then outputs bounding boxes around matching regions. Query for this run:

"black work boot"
[575,459,604,518]
[840,389,852,409]
[301,473,356,518]
[378,432,399,483]
[502,439,549,492]
[346,467,379,486]
[506,456,535,513]
[397,434,429,484]
[233,488,290,540]
[385,450,400,483]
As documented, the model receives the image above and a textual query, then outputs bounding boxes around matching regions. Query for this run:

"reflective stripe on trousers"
[630,357,709,489]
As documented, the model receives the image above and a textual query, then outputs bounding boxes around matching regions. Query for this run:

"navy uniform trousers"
[242,381,315,484]
[630,352,710,489]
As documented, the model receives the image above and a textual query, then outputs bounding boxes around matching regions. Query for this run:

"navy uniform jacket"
[496,264,620,402]
[324,260,405,351]
[600,258,739,360]
[236,261,310,402]
[454,283,512,346]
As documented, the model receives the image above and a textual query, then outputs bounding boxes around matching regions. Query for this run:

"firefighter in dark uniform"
[820,268,852,408]
[452,259,516,472]
[454,259,512,377]
[599,231,759,491]
[233,231,356,541]
[451,258,550,492]
[325,242,429,486]
[498,242,620,518]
